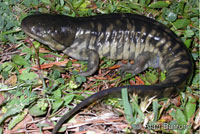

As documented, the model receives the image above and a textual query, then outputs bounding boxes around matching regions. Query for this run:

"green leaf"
[130,95,145,124]
[129,3,143,12]
[1,62,15,73]
[0,105,24,124]
[146,71,158,84]
[29,72,38,79]
[23,0,31,7]
[66,80,79,89]
[185,30,194,38]
[1,71,9,79]
[0,34,7,42]
[122,88,134,123]
[175,108,187,125]
[184,39,192,48]
[191,53,198,61]
[76,75,86,84]
[160,71,166,82]
[169,110,176,118]
[64,94,75,105]
[149,1,169,8]
[53,70,61,79]
[29,101,47,116]
[19,69,37,81]
[66,61,73,67]
[80,76,86,82]
[8,34,16,43]
[41,0,51,5]
[191,8,199,14]
[0,127,2,134]
[22,46,33,55]
[8,111,27,130]
[0,64,2,72]
[173,19,190,29]
[72,0,86,10]
[145,0,152,5]
[191,17,199,26]
[76,77,82,83]
[53,89,62,99]
[139,0,146,6]
[153,99,159,121]
[184,95,196,121]
[32,41,41,49]
[192,73,200,87]
[12,55,30,66]
[140,75,151,85]
[52,98,64,113]
[32,0,39,6]
[60,0,65,6]
[166,12,177,22]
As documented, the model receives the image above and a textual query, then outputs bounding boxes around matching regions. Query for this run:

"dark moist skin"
[21,13,193,134]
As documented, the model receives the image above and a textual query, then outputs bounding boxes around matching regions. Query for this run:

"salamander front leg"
[78,49,99,76]
[63,48,99,76]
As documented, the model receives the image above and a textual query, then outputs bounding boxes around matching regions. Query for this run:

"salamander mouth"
[22,28,51,46]
[22,26,65,51]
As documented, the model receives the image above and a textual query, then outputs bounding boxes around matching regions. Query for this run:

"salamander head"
[21,14,76,51]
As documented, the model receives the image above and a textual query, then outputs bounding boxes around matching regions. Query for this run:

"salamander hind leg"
[120,52,160,75]
[64,48,100,76]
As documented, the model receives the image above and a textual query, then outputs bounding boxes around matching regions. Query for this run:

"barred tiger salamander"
[21,13,193,133]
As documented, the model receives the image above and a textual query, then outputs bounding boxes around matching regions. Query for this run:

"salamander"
[21,13,193,133]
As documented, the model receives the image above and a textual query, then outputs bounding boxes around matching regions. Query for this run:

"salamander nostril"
[21,18,32,33]
[21,20,26,29]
